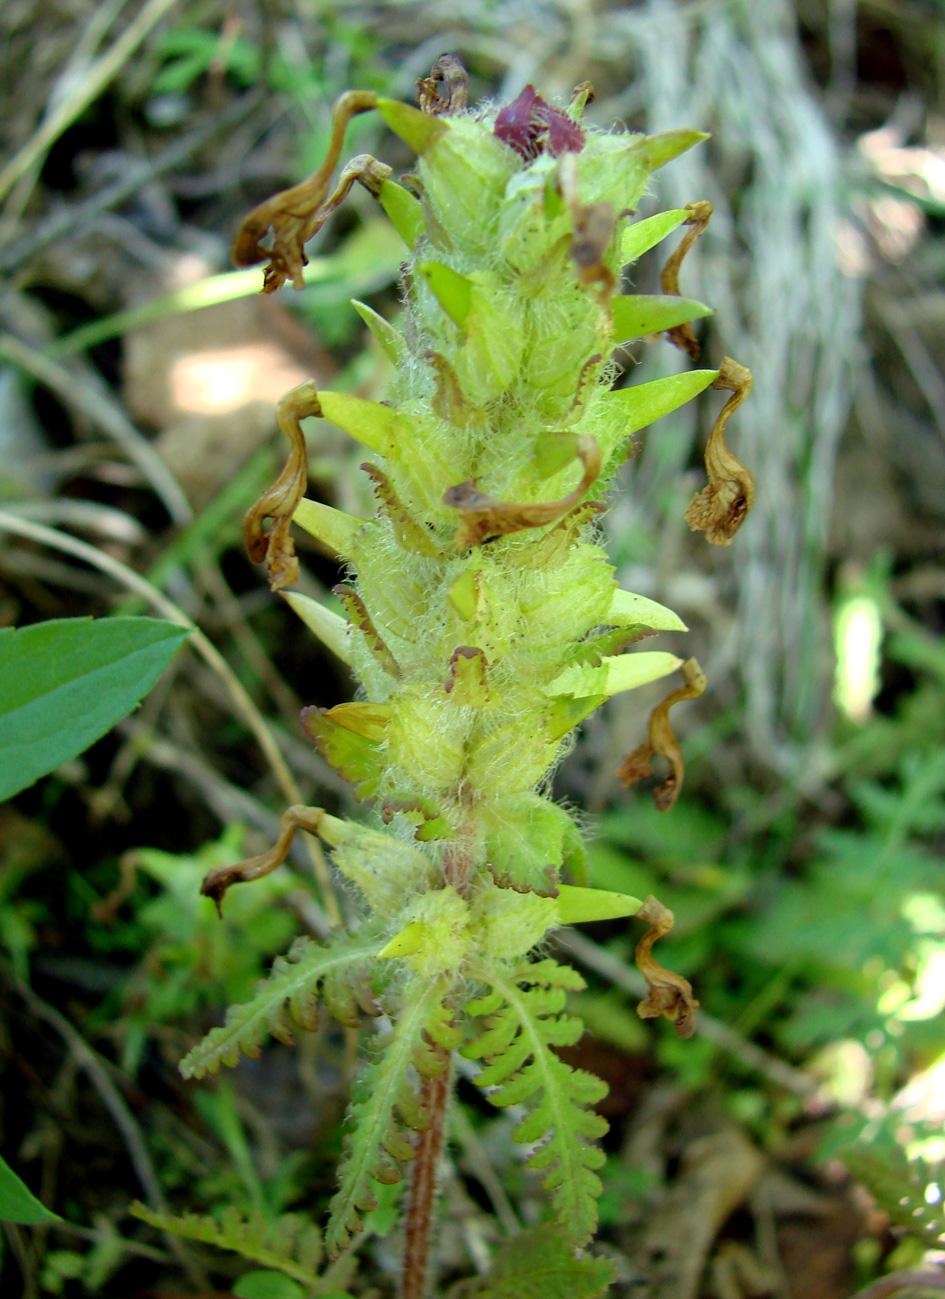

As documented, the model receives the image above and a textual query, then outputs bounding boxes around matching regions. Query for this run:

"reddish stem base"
[401,1063,451,1299]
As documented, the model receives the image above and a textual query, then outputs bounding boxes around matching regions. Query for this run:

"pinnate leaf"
[180,931,382,1078]
[466,1224,614,1299]
[326,978,453,1256]
[131,1203,323,1287]
[464,960,608,1246]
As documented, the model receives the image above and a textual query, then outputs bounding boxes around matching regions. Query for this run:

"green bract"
[185,62,751,1284]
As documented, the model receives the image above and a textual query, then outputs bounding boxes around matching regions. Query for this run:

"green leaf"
[232,1272,306,1299]
[0,1153,61,1224]
[603,369,719,435]
[131,1203,324,1287]
[619,209,689,263]
[611,294,712,342]
[0,617,189,801]
[465,961,608,1247]
[483,793,580,896]
[179,931,382,1078]
[326,979,452,1256]
[468,1224,614,1299]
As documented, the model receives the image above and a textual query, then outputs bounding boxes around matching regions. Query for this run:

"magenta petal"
[539,104,585,156]
[494,84,544,160]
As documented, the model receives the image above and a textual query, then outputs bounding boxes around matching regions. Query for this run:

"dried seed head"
[417,53,469,116]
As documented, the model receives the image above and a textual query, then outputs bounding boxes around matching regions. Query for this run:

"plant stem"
[402,1061,451,1299]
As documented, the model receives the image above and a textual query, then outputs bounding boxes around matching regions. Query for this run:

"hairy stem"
[402,1058,451,1299]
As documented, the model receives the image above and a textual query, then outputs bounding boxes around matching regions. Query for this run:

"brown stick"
[402,1064,451,1299]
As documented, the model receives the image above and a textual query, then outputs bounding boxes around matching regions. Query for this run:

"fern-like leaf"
[828,1118,945,1245]
[460,1223,614,1299]
[464,959,608,1247]
[325,976,454,1257]
[130,1203,324,1286]
[180,929,383,1079]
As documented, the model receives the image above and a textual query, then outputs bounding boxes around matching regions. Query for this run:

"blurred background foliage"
[1,1,944,1296]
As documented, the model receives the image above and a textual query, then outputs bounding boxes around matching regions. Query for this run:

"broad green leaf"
[620,208,689,263]
[545,650,682,700]
[0,1153,61,1224]
[604,369,719,435]
[611,294,712,341]
[0,617,189,801]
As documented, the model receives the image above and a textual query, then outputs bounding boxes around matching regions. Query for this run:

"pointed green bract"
[291,497,363,557]
[635,128,710,171]
[377,180,425,250]
[282,592,351,664]
[605,369,719,435]
[351,298,404,363]
[417,261,473,327]
[546,650,682,700]
[317,392,395,453]
[482,793,580,897]
[620,208,690,263]
[611,293,713,341]
[375,97,447,154]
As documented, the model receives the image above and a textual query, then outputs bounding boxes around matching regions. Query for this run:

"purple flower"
[494,85,585,161]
